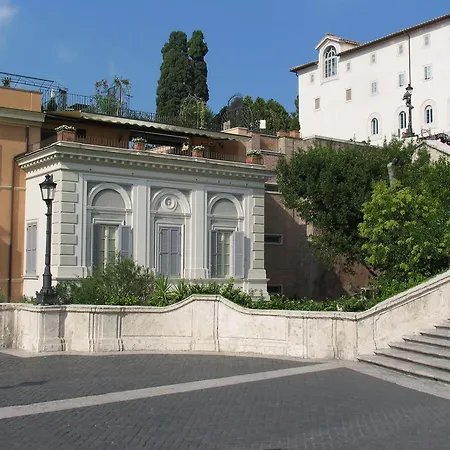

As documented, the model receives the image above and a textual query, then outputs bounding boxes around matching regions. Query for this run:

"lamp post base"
[35,288,57,306]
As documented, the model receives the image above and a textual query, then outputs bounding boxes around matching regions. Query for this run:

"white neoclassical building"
[291,13,450,144]
[18,141,272,297]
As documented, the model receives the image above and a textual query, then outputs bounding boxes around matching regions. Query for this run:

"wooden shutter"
[119,225,133,259]
[233,231,245,278]
[26,223,37,274]
[210,231,217,277]
[92,223,102,270]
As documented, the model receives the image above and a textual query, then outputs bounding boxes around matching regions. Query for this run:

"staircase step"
[404,334,450,349]
[420,328,450,341]
[375,348,450,372]
[435,322,450,331]
[358,355,450,384]
[389,341,450,359]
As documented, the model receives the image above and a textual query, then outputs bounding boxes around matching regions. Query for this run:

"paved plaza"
[0,351,449,449]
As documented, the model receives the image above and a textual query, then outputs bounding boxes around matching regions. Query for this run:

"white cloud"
[0,1,17,28]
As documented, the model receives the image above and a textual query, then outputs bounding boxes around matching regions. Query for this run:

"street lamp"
[402,83,415,138]
[36,174,57,305]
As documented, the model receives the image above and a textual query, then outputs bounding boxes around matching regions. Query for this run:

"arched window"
[324,46,337,78]
[399,111,407,130]
[425,105,433,124]
[371,118,379,135]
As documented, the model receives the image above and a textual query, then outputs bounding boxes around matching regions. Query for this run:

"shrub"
[56,256,155,306]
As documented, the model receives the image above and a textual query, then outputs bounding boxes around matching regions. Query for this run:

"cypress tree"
[188,30,209,102]
[156,31,191,118]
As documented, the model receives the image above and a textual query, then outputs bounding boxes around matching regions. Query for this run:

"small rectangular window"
[398,73,405,87]
[345,88,352,101]
[424,34,430,46]
[371,81,378,95]
[314,97,320,110]
[267,285,283,294]
[25,222,37,275]
[398,43,404,55]
[370,53,376,64]
[424,65,431,80]
[310,73,315,83]
[264,234,283,245]
[346,61,351,72]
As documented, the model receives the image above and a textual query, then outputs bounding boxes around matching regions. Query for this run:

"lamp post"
[402,84,415,138]
[36,174,57,305]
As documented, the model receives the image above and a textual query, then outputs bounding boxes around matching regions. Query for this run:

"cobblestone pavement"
[0,352,449,449]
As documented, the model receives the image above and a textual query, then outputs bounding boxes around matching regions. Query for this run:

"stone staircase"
[358,319,450,384]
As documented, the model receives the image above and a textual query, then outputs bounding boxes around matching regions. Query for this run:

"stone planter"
[276,131,290,137]
[56,130,76,142]
[246,155,263,165]
[289,130,301,138]
[133,142,145,151]
[192,149,205,158]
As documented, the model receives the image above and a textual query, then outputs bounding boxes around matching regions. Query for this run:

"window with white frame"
[398,43,404,55]
[92,224,118,270]
[310,73,315,83]
[425,105,434,124]
[398,72,405,87]
[370,53,376,64]
[346,61,351,72]
[399,111,407,130]
[25,222,37,275]
[424,65,432,81]
[424,34,430,47]
[371,117,379,135]
[210,230,244,278]
[324,46,337,78]
[371,81,378,95]
[314,97,320,110]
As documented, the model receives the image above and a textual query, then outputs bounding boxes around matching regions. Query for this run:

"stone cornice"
[17,142,274,181]
[0,107,45,126]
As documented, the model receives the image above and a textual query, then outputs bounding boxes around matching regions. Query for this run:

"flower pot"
[192,149,205,158]
[133,142,145,151]
[56,130,76,142]
[246,155,263,165]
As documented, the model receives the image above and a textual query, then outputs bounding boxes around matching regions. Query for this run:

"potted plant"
[192,145,205,158]
[132,137,146,151]
[55,125,76,142]
[246,150,263,164]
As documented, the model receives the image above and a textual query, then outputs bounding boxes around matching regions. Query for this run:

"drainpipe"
[7,127,29,301]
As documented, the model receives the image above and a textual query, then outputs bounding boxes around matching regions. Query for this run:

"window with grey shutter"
[210,230,217,277]
[92,223,102,270]
[119,225,133,259]
[158,226,181,277]
[25,223,37,275]
[233,231,245,278]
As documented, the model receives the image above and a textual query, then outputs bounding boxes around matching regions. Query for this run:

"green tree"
[290,95,300,131]
[156,31,192,118]
[188,30,209,102]
[276,139,419,267]
[359,179,450,282]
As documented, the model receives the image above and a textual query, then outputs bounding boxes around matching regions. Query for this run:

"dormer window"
[324,46,337,78]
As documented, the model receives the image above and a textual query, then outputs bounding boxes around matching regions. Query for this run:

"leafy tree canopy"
[188,30,209,102]
[276,139,424,267]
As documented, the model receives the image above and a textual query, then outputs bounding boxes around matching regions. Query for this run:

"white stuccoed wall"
[1,270,450,359]
[298,19,450,144]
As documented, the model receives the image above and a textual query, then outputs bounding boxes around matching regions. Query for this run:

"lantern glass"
[39,175,57,202]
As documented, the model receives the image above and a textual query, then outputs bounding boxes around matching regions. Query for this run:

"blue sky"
[0,1,448,114]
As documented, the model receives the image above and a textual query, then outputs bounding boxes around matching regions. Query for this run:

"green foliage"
[46,97,57,111]
[56,256,155,306]
[289,95,300,131]
[179,97,214,129]
[360,174,450,282]
[188,30,209,102]
[94,77,130,116]
[246,96,292,134]
[156,31,192,118]
[276,139,420,267]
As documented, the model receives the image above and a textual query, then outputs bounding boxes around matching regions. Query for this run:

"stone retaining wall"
[1,270,450,359]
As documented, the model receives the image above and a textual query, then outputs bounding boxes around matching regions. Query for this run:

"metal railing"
[41,90,226,133]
